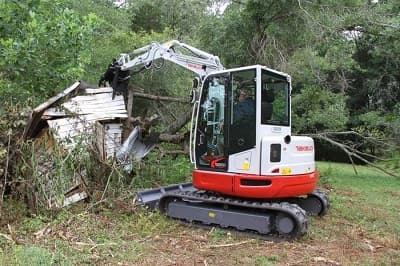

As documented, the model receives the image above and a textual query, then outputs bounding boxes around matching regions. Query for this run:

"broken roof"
[23,81,128,144]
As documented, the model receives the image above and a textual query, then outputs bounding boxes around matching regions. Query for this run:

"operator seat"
[261,89,274,123]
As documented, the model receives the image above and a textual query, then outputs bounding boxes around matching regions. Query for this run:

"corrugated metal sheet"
[62,93,126,115]
[46,89,127,147]
[24,83,128,208]
[23,81,81,139]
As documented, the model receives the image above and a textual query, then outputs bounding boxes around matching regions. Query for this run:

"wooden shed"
[24,82,128,157]
[23,82,129,208]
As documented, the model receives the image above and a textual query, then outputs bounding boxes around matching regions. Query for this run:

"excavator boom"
[99,40,224,96]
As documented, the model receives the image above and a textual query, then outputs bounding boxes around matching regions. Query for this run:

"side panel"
[193,169,318,198]
[227,148,258,174]
[232,172,318,198]
[193,170,234,195]
[260,135,315,176]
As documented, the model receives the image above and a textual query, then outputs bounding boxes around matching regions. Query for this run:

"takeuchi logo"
[296,145,314,152]
[187,63,202,69]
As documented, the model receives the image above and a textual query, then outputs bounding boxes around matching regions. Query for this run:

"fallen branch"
[132,91,190,103]
[159,133,186,144]
[5,224,23,244]
[0,233,13,243]
[73,240,118,251]
[313,256,340,266]
[206,239,255,248]
[0,131,11,214]
[33,224,51,239]
[310,132,399,178]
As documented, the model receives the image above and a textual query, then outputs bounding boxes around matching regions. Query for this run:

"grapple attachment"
[99,59,130,99]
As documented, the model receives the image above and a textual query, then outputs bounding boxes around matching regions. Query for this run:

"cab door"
[195,68,258,172]
[195,75,229,171]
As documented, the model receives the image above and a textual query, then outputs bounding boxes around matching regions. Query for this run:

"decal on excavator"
[296,145,314,152]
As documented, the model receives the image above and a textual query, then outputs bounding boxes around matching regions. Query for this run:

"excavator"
[100,40,329,238]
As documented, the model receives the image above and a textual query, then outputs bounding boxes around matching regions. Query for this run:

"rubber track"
[158,190,308,239]
[285,189,330,216]
[309,189,330,215]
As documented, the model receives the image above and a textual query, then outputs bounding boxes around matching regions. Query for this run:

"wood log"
[131,91,190,103]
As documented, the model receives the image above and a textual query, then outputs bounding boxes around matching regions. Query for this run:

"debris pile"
[22,81,146,209]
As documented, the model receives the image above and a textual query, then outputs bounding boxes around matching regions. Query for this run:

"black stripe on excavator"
[158,191,308,239]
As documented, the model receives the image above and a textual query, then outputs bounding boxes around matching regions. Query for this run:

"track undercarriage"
[136,183,329,239]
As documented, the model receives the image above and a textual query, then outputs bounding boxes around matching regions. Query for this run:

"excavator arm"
[99,40,224,96]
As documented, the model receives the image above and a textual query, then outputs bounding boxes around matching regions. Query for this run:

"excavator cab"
[192,65,318,199]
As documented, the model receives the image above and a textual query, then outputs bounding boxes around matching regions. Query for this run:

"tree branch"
[132,91,190,103]
[310,132,399,178]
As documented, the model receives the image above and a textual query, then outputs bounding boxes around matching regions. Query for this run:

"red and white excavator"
[100,40,329,238]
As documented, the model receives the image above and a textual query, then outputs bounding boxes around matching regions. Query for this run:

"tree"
[292,86,349,134]
[0,0,98,101]
[129,0,211,38]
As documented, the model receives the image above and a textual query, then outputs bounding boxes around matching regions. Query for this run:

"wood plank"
[95,122,105,160]
[84,87,113,94]
[66,97,125,106]
[127,88,134,119]
[47,119,94,137]
[105,130,123,135]
[62,98,125,109]
[61,106,127,115]
[42,107,68,117]
[83,113,127,121]
[47,114,126,128]
[69,93,123,102]
[104,123,122,129]
[33,81,81,113]
[23,81,81,139]
[64,105,127,114]
[64,99,125,108]
[62,102,126,114]
[71,92,113,100]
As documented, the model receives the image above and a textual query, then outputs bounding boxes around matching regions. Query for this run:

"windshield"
[196,75,228,167]
[261,70,290,126]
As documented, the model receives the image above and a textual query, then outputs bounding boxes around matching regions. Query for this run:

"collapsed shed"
[23,81,131,208]
[22,81,185,209]
[24,81,128,156]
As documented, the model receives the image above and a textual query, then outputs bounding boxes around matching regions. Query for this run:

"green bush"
[0,0,98,101]
[292,86,349,133]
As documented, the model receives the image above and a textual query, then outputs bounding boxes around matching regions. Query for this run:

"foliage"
[292,86,349,133]
[15,136,95,211]
[0,0,98,101]
[254,254,281,266]
[0,245,65,266]
[354,103,400,140]
[129,0,211,37]
[129,151,192,190]
[0,102,31,205]
[351,1,400,112]
[352,107,400,161]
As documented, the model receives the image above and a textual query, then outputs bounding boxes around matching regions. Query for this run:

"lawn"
[0,161,399,265]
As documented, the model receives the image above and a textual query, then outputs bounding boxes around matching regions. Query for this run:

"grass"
[254,254,281,266]
[0,161,399,265]
[317,162,400,237]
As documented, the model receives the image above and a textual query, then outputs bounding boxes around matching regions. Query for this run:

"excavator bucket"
[116,126,155,171]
